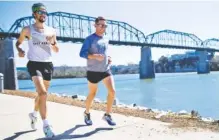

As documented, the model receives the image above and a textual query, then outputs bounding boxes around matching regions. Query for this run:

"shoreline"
[17,70,219,80]
[2,89,219,132]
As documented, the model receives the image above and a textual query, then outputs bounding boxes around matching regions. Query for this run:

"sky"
[0,0,219,67]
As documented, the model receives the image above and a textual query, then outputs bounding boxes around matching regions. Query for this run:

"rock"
[71,95,78,99]
[94,98,102,103]
[212,120,219,125]
[117,104,126,108]
[201,117,213,123]
[152,109,160,113]
[145,108,152,112]
[61,94,68,98]
[191,110,199,118]
[155,111,168,119]
[178,110,188,115]
[137,106,148,111]
[113,98,119,105]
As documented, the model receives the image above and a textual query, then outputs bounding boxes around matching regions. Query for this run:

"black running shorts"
[86,70,112,84]
[27,61,54,81]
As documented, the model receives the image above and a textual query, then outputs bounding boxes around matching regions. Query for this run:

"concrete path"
[0,93,219,140]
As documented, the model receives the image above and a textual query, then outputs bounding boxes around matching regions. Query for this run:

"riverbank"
[1,92,219,140]
[2,89,219,132]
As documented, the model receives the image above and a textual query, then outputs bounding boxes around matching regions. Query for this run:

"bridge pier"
[197,50,210,74]
[0,39,18,90]
[139,46,155,79]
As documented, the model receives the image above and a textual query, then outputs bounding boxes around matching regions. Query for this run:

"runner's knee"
[89,91,97,97]
[108,89,115,97]
[35,96,39,102]
[38,90,47,99]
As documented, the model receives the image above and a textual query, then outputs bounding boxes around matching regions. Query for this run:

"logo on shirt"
[97,39,108,53]
[31,35,51,55]
[97,39,108,47]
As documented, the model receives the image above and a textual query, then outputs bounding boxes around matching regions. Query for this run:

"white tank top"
[27,24,56,62]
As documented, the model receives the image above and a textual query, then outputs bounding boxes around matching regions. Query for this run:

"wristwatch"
[51,42,56,46]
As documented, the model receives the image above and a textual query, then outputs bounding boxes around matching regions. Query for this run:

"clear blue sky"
[0,1,219,66]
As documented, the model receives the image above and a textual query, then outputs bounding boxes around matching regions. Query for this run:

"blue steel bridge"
[0,11,219,89]
[0,27,3,32]
[0,12,218,51]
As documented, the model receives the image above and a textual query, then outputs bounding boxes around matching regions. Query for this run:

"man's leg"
[85,81,98,113]
[29,77,45,130]
[84,81,98,125]
[102,75,116,126]
[31,76,54,137]
[34,80,50,113]
[34,96,39,112]
[32,76,48,120]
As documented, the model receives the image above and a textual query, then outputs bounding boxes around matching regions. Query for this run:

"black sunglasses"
[96,24,108,28]
[36,10,48,15]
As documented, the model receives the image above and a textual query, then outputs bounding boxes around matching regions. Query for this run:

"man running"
[16,3,58,138]
[79,16,116,126]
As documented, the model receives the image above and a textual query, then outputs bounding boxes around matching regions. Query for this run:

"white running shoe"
[29,113,37,130]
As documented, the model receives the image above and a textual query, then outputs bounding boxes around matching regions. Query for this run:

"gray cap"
[32,3,47,12]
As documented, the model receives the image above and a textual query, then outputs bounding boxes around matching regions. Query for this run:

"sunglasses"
[36,10,48,15]
[96,24,108,28]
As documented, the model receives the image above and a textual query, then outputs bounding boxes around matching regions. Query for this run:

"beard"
[37,16,46,23]
[39,18,45,23]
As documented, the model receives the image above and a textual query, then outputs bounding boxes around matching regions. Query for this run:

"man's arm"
[16,27,28,57]
[79,38,91,59]
[79,37,104,61]
[50,29,59,53]
[108,56,112,64]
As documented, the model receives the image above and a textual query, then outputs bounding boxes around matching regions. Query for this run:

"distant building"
[169,51,213,61]
[169,51,198,61]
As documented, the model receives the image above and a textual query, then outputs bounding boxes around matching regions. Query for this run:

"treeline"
[17,55,219,80]
[17,64,140,80]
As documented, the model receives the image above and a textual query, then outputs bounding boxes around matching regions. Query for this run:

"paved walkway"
[0,93,219,140]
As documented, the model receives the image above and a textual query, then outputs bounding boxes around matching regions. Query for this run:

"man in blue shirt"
[79,16,116,126]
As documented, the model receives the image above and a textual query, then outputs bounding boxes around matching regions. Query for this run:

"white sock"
[43,119,49,127]
[33,111,38,117]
